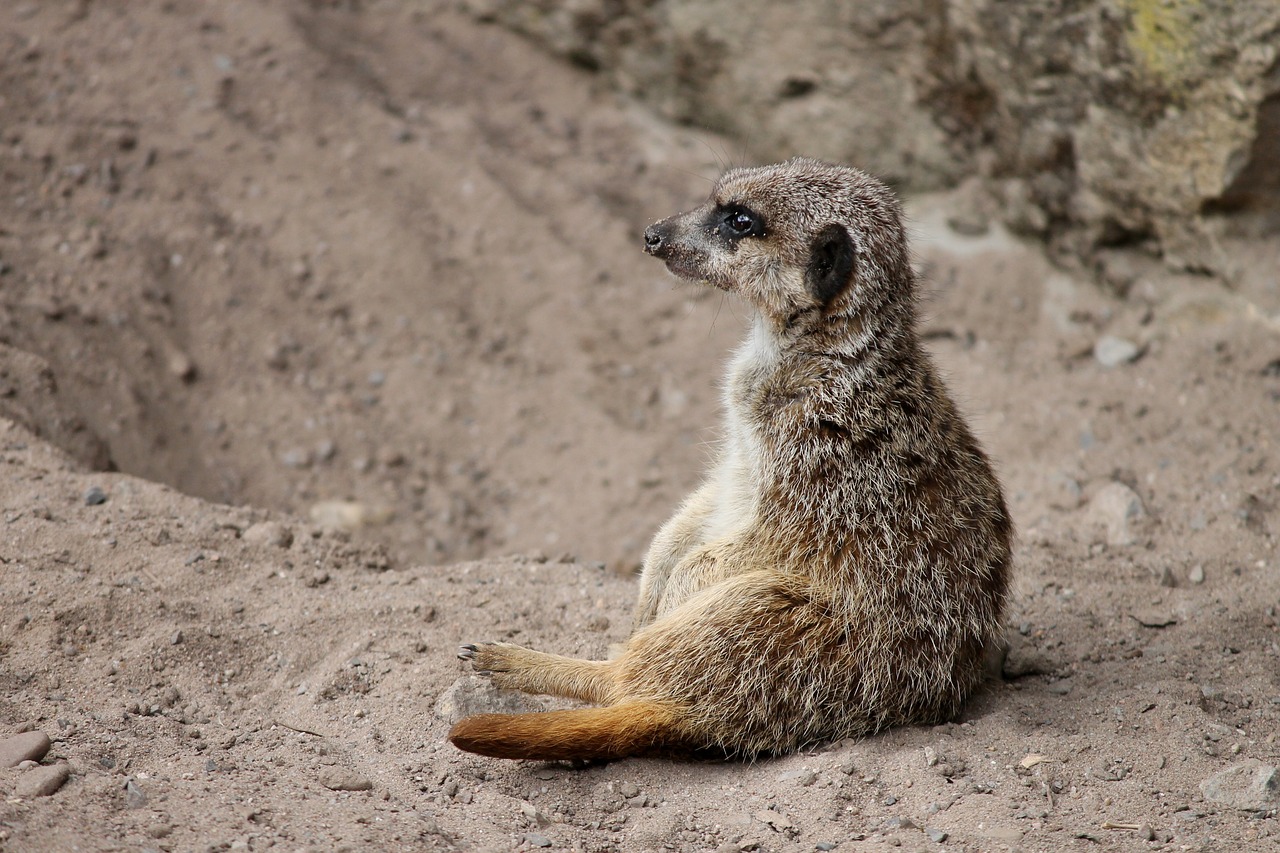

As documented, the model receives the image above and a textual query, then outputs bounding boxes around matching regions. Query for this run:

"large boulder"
[468,0,1280,273]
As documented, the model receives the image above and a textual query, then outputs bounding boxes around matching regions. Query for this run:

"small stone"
[168,351,197,381]
[1002,634,1054,678]
[1189,564,1206,584]
[1199,760,1279,811]
[778,769,818,786]
[1085,481,1145,546]
[84,486,108,506]
[618,781,640,798]
[280,448,311,469]
[925,827,948,843]
[147,824,174,839]
[319,769,373,791]
[243,521,294,549]
[816,843,838,852]
[715,844,741,853]
[883,816,916,830]
[0,731,51,767]
[755,810,795,831]
[525,834,552,848]
[309,500,393,531]
[1138,824,1155,842]
[1093,335,1141,367]
[1157,565,1177,588]
[14,762,70,798]
[124,778,148,808]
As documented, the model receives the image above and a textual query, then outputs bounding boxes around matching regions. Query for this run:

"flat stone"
[525,833,552,848]
[318,769,373,791]
[14,762,70,798]
[1200,760,1279,811]
[433,676,547,724]
[777,768,817,786]
[0,731,51,768]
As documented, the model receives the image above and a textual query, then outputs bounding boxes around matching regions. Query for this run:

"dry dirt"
[1,2,1279,852]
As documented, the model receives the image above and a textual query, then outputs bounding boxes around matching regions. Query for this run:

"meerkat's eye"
[717,205,765,240]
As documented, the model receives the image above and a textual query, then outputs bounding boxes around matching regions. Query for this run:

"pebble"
[816,843,838,852]
[309,500,394,531]
[124,778,148,808]
[525,833,552,848]
[1199,760,1279,811]
[14,762,70,798]
[1189,564,1206,584]
[0,731,51,767]
[925,827,948,843]
[243,521,294,549]
[1093,335,1140,367]
[318,769,373,791]
[618,781,640,798]
[777,769,818,786]
[83,485,108,506]
[1085,481,1145,546]
[1001,635,1054,678]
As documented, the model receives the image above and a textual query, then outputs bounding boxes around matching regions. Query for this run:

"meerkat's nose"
[643,223,669,257]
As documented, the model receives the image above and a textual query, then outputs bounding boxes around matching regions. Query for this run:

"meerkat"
[449,157,1012,760]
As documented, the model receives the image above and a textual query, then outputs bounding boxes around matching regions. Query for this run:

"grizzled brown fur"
[449,158,1013,760]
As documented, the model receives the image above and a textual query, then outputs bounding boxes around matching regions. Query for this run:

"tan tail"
[448,701,682,761]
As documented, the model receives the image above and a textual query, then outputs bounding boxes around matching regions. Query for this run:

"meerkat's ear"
[805,223,856,305]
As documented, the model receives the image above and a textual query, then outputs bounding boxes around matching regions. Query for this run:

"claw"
[458,644,478,661]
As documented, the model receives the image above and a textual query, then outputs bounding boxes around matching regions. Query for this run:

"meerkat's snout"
[642,221,670,257]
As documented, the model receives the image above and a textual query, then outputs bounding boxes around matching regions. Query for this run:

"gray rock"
[0,731,51,768]
[925,827,949,843]
[525,833,552,848]
[318,769,373,792]
[1093,335,1141,368]
[14,762,70,798]
[242,521,293,549]
[83,485,108,506]
[1200,760,1279,811]
[1189,564,1206,584]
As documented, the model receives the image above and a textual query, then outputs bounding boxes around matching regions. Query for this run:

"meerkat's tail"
[448,700,683,761]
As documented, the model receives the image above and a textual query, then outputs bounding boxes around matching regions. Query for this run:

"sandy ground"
[1,2,1279,851]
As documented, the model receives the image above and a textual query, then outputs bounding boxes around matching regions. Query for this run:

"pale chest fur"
[703,318,780,543]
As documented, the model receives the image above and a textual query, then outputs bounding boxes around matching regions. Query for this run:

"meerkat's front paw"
[457,641,521,676]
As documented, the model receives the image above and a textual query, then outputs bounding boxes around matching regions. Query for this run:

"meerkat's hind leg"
[458,641,620,704]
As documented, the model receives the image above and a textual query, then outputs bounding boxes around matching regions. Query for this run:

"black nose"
[643,223,667,256]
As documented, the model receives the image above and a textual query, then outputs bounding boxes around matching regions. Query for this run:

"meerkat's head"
[644,158,913,334]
